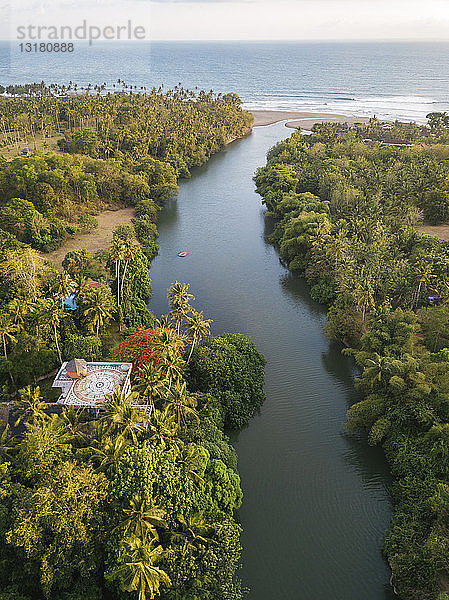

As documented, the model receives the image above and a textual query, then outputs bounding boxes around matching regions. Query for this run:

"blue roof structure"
[63,294,78,311]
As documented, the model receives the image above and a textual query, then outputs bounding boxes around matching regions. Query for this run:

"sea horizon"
[1,40,449,122]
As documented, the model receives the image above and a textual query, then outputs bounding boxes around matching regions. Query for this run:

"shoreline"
[250,109,371,130]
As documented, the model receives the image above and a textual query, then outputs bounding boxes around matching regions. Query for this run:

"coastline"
[250,109,371,130]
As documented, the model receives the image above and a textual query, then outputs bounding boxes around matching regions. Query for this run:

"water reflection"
[149,121,396,600]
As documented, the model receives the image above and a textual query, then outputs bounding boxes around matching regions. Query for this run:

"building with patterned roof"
[52,360,133,409]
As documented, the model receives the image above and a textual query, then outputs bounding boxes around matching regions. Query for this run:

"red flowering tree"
[114,328,161,370]
[114,327,185,370]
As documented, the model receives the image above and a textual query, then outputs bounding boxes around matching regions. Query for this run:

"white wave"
[242,95,448,123]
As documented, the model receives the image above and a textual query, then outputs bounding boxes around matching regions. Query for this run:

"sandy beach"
[251,110,370,130]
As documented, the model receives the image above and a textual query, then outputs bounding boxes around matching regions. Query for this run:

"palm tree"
[102,388,146,444]
[362,354,398,390]
[355,275,375,323]
[171,513,216,556]
[110,237,134,308]
[50,271,76,308]
[147,408,177,446]
[41,298,65,364]
[167,282,194,334]
[186,310,212,363]
[7,298,30,328]
[413,260,434,309]
[88,429,128,473]
[60,406,88,445]
[0,424,16,461]
[121,495,167,541]
[82,286,115,336]
[22,413,70,459]
[0,313,18,359]
[154,315,172,330]
[109,535,171,600]
[14,385,48,426]
[177,443,208,485]
[165,381,199,429]
[160,345,185,391]
[133,364,168,408]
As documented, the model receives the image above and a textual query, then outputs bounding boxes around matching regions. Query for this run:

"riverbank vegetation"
[0,277,265,600]
[255,115,449,600]
[0,83,262,600]
[0,82,253,256]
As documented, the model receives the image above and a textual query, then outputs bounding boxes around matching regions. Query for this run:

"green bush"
[188,333,266,430]
[77,214,98,233]
[64,334,102,361]
[423,189,449,225]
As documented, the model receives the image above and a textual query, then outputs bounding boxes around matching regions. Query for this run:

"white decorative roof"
[52,361,132,408]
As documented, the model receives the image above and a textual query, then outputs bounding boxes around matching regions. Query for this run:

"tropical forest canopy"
[255,115,449,600]
[0,82,253,253]
[0,82,261,600]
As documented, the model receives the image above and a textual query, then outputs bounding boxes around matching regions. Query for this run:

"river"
[149,122,395,600]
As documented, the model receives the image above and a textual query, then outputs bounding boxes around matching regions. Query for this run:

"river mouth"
[149,121,395,600]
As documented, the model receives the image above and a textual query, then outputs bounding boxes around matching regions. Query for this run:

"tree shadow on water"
[322,338,397,599]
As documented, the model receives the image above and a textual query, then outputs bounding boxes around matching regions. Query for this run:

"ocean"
[1,40,449,122]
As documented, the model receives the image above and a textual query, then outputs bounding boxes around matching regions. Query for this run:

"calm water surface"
[2,41,449,121]
[149,122,395,600]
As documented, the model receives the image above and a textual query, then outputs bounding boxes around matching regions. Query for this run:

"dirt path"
[416,223,449,241]
[42,207,135,267]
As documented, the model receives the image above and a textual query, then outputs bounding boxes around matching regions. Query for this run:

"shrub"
[64,334,102,361]
[423,189,449,225]
[188,333,266,430]
[77,214,98,233]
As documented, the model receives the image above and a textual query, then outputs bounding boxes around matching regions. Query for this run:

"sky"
[2,0,449,41]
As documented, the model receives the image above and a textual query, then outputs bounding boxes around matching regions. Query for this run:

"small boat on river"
[178,251,188,257]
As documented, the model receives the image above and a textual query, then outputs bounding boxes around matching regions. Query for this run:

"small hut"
[65,358,88,379]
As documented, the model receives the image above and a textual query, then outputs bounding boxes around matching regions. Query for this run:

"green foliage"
[255,119,449,599]
[0,83,252,255]
[423,189,449,225]
[124,297,154,330]
[0,83,256,600]
[77,214,98,233]
[68,129,99,156]
[189,333,266,430]
[64,333,102,361]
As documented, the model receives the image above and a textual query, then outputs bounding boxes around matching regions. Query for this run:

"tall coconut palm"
[355,275,375,323]
[413,260,435,309]
[147,408,177,446]
[0,313,18,359]
[171,513,216,556]
[121,495,167,541]
[167,282,194,334]
[186,310,212,363]
[7,298,30,329]
[160,344,185,391]
[133,363,168,408]
[363,354,398,390]
[60,406,88,446]
[50,271,76,308]
[110,237,134,308]
[14,385,48,426]
[88,429,128,473]
[165,380,199,429]
[82,286,116,336]
[177,443,208,486]
[42,298,65,364]
[102,388,146,444]
[109,535,171,600]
